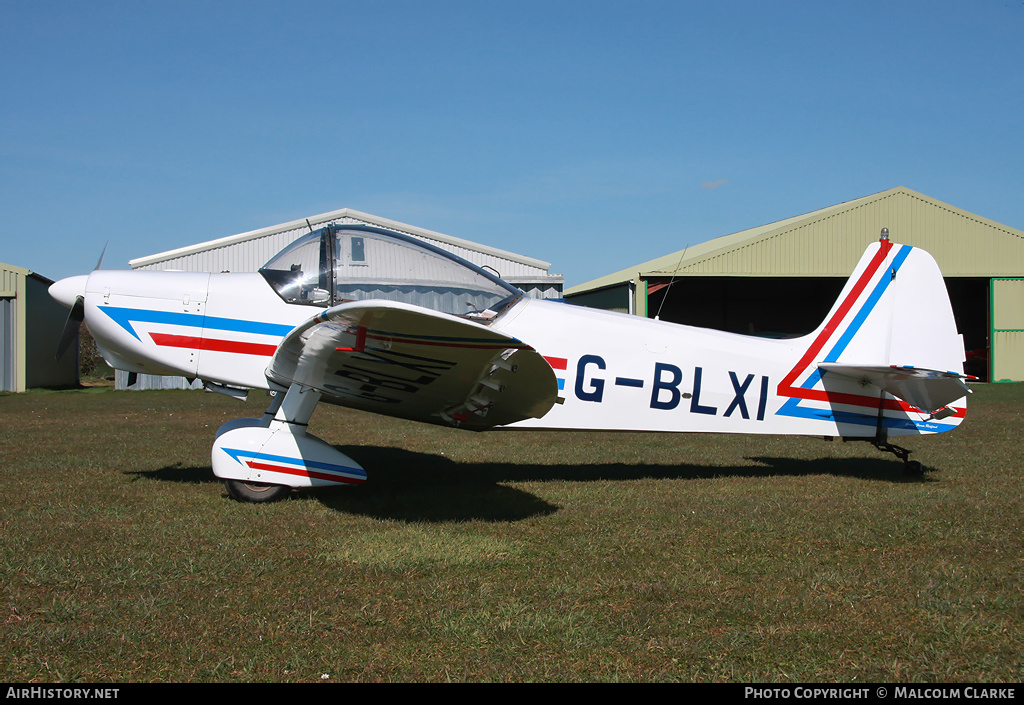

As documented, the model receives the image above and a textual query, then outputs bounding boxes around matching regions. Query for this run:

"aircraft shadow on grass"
[131,445,932,523]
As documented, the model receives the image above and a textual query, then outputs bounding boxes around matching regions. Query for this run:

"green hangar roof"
[567,186,1024,295]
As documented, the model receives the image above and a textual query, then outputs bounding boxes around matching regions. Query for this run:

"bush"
[79,324,113,381]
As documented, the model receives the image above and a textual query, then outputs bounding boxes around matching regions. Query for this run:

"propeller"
[52,242,108,360]
[55,295,85,360]
[94,241,108,271]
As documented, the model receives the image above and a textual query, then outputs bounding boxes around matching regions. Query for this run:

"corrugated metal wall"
[992,278,1024,382]
[2,266,23,295]
[116,369,203,391]
[0,264,79,391]
[667,188,1024,277]
[23,275,78,388]
[1,264,25,392]
[522,284,562,300]
[137,227,300,274]
[135,215,556,281]
[0,297,14,392]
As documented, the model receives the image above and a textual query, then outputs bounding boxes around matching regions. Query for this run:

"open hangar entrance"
[565,187,1024,383]
[645,274,991,381]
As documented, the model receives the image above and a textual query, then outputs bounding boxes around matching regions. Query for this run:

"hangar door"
[992,278,1024,382]
[0,297,13,391]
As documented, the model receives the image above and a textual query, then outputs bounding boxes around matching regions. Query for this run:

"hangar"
[565,187,1024,382]
[120,208,564,390]
[1,262,79,391]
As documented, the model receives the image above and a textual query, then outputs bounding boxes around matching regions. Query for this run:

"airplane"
[48,224,974,502]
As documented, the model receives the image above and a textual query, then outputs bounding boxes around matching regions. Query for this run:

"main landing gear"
[212,383,367,503]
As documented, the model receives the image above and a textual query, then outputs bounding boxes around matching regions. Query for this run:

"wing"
[267,300,559,430]
[818,363,974,415]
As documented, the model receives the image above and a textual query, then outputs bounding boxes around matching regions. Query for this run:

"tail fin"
[779,235,972,436]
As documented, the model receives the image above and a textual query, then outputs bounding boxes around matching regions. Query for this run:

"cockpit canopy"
[259,225,523,320]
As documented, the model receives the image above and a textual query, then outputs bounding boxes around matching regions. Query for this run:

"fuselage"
[76,270,304,389]
[46,226,969,499]
[61,266,964,440]
[496,299,801,434]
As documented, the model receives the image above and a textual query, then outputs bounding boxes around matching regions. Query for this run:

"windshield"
[259,225,523,320]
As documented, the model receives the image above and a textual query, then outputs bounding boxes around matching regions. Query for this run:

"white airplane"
[49,225,973,502]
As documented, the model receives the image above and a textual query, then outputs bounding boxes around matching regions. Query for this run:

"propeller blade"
[94,241,109,271]
[55,295,85,360]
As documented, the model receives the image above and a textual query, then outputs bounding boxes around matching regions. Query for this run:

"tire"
[904,460,924,477]
[224,479,290,503]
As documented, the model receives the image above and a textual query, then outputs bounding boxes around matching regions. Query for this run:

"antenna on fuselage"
[653,244,688,321]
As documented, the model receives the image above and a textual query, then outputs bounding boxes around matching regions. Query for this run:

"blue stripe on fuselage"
[99,307,294,341]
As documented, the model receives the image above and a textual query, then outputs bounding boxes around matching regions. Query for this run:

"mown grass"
[1,384,1021,682]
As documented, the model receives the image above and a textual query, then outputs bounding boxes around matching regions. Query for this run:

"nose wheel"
[224,479,291,503]
[212,383,367,502]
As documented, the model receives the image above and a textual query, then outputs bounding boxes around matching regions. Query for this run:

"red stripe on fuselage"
[544,356,568,370]
[149,333,278,357]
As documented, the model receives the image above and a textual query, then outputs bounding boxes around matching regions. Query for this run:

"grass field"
[1,384,1021,682]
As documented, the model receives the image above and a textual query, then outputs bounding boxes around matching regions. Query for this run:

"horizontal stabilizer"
[818,363,974,414]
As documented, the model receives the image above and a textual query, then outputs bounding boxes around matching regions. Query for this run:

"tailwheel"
[224,479,291,503]
[844,437,926,477]
[872,440,925,477]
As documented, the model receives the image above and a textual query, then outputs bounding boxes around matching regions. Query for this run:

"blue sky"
[3,0,1022,286]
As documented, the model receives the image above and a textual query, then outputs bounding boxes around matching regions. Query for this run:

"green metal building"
[1,262,79,392]
[565,187,1024,382]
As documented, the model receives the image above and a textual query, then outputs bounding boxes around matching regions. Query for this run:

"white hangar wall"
[131,208,562,299]
[119,209,564,390]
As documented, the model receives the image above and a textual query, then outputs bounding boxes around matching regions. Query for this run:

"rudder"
[778,233,971,437]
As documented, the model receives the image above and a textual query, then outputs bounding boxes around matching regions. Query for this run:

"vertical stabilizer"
[778,232,970,437]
